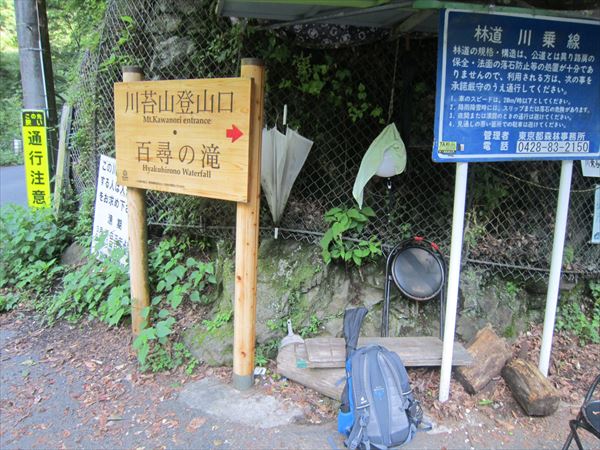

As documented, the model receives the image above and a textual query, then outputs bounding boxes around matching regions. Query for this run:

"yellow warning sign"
[22,110,51,208]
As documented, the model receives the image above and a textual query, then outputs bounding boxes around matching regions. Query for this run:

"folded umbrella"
[261,127,314,225]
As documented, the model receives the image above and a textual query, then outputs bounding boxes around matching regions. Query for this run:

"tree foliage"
[0,0,106,159]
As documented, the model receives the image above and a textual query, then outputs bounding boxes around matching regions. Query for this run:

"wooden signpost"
[115,60,265,390]
[114,77,252,201]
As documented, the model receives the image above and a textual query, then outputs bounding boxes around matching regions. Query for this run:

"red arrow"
[226,124,243,143]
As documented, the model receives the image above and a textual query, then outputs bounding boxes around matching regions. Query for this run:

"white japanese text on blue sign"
[433,10,600,162]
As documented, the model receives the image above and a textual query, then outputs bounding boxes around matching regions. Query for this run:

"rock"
[456,268,531,342]
[60,242,88,266]
[151,36,196,71]
[502,358,560,416]
[185,240,565,367]
[150,14,182,35]
[456,325,512,394]
[156,0,202,14]
[183,321,233,367]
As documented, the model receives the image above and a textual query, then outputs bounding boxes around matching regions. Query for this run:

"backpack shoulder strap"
[350,347,372,411]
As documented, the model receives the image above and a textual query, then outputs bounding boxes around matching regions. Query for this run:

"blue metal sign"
[433,9,600,162]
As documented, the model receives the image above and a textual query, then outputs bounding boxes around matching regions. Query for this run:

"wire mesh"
[67,0,599,282]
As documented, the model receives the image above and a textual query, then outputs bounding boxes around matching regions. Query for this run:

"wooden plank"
[53,103,72,216]
[304,336,473,368]
[277,344,344,400]
[277,339,472,401]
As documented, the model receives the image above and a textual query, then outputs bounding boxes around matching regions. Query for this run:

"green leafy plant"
[591,281,600,302]
[98,15,138,71]
[320,206,382,266]
[464,212,486,248]
[255,339,279,367]
[272,51,385,125]
[70,188,96,247]
[505,281,520,297]
[299,314,322,338]
[556,287,600,345]
[0,205,70,306]
[47,236,130,323]
[132,237,217,371]
[0,292,20,313]
[202,309,233,333]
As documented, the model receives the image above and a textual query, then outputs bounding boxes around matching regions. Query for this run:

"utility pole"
[15,0,58,173]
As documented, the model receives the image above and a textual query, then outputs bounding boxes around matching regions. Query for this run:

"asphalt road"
[0,165,28,208]
[1,311,593,450]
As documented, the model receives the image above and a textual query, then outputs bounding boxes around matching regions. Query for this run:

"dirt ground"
[1,307,598,450]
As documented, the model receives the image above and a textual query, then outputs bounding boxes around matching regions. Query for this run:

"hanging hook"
[386,177,394,224]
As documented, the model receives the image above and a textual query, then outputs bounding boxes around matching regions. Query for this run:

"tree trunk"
[456,325,512,394]
[502,358,560,417]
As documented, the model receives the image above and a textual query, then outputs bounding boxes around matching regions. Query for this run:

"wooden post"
[122,66,150,336]
[233,59,265,390]
[54,103,72,216]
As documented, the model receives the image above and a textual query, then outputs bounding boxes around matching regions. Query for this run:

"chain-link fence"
[67,0,599,282]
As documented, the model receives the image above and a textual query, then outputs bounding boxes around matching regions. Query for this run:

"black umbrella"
[340,307,368,413]
[343,307,368,358]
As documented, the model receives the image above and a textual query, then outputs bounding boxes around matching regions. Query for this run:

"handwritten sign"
[92,155,128,258]
[114,78,252,202]
[433,10,600,162]
[21,110,51,208]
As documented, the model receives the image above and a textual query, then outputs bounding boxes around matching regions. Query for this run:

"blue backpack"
[337,308,426,450]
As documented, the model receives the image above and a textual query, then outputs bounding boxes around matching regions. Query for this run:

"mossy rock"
[183,321,234,367]
[185,241,560,367]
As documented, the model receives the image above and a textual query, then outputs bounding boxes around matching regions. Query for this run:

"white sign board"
[92,155,128,257]
[581,159,600,178]
[593,185,600,244]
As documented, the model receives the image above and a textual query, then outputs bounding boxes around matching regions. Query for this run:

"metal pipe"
[439,161,468,402]
[539,160,573,377]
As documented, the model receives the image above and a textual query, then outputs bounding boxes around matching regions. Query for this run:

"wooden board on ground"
[303,336,473,368]
[277,338,473,400]
[277,343,345,400]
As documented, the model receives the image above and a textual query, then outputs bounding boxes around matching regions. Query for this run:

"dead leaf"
[185,417,206,432]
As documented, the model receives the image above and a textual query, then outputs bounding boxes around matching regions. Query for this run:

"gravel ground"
[1,308,598,450]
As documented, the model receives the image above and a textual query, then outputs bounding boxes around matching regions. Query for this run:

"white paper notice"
[92,155,128,258]
[581,159,600,178]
